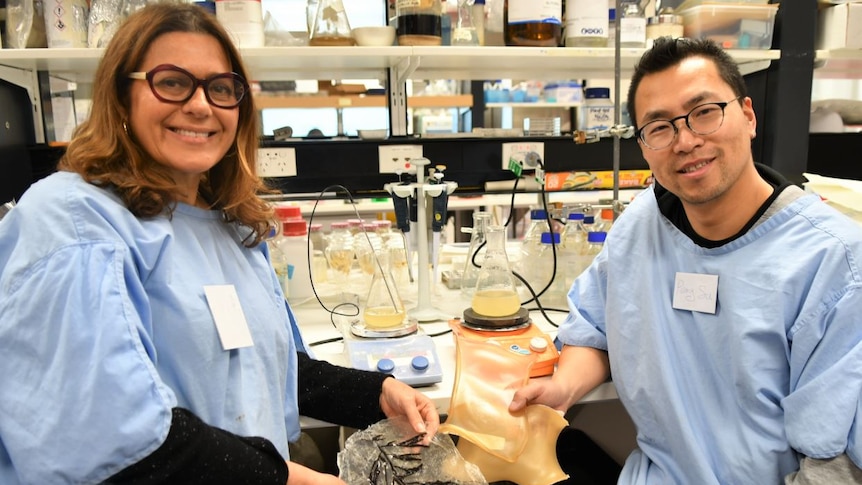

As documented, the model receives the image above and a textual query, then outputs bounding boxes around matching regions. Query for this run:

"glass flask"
[461,211,493,297]
[471,225,521,317]
[309,0,355,46]
[364,250,407,329]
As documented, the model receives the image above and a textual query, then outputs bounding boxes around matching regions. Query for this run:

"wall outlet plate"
[258,148,297,177]
[501,142,544,171]
[378,145,424,174]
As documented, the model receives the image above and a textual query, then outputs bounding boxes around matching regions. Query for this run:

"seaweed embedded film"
[338,417,487,485]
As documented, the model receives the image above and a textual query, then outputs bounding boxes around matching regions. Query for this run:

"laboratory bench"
[289,263,638,469]
[290,267,619,420]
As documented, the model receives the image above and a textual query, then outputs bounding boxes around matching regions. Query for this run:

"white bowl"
[352,26,396,47]
[358,129,388,140]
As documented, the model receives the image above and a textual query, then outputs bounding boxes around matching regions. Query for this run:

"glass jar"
[646,13,683,48]
[395,0,443,46]
[564,0,607,47]
[504,0,562,47]
[619,1,646,48]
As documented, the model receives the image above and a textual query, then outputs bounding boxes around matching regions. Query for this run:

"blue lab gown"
[0,172,304,484]
[558,185,862,484]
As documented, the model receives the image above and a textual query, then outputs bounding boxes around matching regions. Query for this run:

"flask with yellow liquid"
[363,250,407,329]
[471,225,521,317]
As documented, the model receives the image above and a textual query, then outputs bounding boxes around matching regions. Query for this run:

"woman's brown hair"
[58,2,274,247]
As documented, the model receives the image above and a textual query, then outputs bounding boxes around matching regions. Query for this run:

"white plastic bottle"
[278,219,314,302]
[580,87,614,134]
[565,0,608,47]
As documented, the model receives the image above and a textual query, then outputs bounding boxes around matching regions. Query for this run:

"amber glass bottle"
[503,0,562,47]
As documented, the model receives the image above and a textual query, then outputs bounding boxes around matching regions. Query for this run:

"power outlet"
[501,142,545,171]
[258,148,297,177]
[378,145,424,174]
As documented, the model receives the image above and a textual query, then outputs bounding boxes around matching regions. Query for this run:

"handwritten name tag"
[672,272,718,314]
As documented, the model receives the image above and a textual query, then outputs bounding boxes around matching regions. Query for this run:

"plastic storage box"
[678,3,779,49]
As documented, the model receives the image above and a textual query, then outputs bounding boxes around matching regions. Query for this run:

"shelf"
[485,101,582,108]
[253,93,473,110]
[0,46,781,83]
[814,49,862,79]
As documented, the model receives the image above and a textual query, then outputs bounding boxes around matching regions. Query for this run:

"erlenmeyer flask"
[461,211,492,297]
[364,250,407,328]
[309,0,355,46]
[471,225,521,317]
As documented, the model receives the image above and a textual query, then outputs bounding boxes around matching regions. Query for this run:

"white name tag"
[204,285,254,350]
[672,272,719,314]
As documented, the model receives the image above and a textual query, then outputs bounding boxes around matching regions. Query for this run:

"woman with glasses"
[0,4,437,484]
[511,37,862,484]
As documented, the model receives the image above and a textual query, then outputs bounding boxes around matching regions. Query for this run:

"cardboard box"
[544,170,653,192]
[817,3,862,49]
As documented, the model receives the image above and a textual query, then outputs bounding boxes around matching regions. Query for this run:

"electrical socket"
[501,142,545,171]
[378,145,424,174]
[257,148,297,177]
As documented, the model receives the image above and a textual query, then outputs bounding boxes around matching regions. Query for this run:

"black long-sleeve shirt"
[106,352,389,484]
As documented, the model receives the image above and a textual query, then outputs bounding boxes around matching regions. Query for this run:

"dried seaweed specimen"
[338,418,487,485]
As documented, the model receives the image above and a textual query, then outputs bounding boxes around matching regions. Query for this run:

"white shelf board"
[814,49,862,79]
[485,101,582,108]
[0,45,780,83]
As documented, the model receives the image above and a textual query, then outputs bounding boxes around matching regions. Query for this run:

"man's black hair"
[627,37,748,129]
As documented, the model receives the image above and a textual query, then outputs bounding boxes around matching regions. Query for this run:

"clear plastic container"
[677,3,778,49]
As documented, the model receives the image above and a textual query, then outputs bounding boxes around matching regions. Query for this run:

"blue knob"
[377,358,396,373]
[411,355,429,372]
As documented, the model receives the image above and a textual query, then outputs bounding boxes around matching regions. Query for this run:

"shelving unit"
[0,0,813,191]
[808,49,862,182]
[0,45,780,143]
[0,45,780,84]
[253,93,472,110]
[814,49,862,79]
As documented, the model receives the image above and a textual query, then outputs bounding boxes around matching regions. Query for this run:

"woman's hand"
[286,461,346,485]
[378,377,440,444]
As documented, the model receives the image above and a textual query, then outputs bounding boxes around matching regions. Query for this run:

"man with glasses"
[511,37,862,484]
